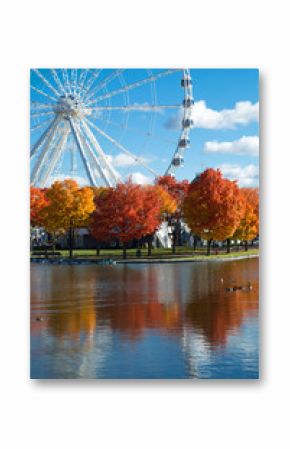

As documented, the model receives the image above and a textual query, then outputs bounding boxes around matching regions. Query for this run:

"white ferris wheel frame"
[30,68,194,188]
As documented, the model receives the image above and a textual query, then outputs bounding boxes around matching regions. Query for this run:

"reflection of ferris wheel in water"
[30,69,194,187]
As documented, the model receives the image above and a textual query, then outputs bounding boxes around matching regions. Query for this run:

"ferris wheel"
[30,69,194,187]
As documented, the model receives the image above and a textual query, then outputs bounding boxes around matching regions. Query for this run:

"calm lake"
[31,258,259,379]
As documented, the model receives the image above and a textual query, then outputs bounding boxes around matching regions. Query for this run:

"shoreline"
[115,254,259,264]
[30,253,259,265]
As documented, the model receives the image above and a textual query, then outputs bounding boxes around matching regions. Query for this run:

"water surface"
[31,258,259,379]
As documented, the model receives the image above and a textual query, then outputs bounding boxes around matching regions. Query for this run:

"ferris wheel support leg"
[39,126,70,188]
[76,124,113,187]
[31,119,61,185]
[69,118,99,187]
[30,117,58,159]
[81,120,121,185]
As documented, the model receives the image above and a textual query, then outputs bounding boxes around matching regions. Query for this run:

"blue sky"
[30,68,259,187]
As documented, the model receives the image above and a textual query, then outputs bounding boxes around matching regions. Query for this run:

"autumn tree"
[30,186,49,227]
[155,175,189,253]
[41,179,95,257]
[184,169,244,255]
[232,187,259,251]
[90,182,163,259]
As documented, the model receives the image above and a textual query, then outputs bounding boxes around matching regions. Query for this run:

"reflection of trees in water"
[185,260,259,347]
[31,260,258,347]
[32,266,97,342]
[31,265,107,378]
[95,265,183,340]
[181,259,259,377]
[31,259,259,377]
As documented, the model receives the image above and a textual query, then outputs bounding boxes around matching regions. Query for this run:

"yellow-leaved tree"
[41,179,95,257]
[232,187,259,250]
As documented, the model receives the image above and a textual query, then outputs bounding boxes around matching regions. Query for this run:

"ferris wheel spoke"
[84,69,124,103]
[70,69,78,95]
[85,118,158,177]
[31,111,54,119]
[82,70,102,98]
[92,114,176,145]
[31,85,57,102]
[78,69,89,92]
[32,69,60,97]
[31,101,54,110]
[87,69,181,106]
[62,69,72,94]
[51,69,66,95]
[90,104,181,112]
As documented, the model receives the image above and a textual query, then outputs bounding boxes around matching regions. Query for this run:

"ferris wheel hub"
[55,94,90,119]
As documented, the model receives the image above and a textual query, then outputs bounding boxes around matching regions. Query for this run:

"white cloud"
[164,100,259,130]
[47,174,89,187]
[194,100,259,129]
[106,152,151,168]
[218,163,259,186]
[110,153,136,167]
[204,135,259,156]
[129,172,153,185]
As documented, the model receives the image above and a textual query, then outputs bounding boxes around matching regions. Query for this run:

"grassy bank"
[31,246,259,261]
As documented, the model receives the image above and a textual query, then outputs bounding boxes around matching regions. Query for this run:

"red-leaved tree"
[90,182,163,258]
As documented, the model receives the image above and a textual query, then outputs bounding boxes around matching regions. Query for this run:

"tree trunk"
[122,243,127,259]
[68,221,74,258]
[52,233,56,254]
[226,238,231,254]
[207,239,212,256]
[96,242,100,256]
[245,240,248,251]
[172,228,177,254]
[147,235,153,256]
[193,235,197,251]
[136,239,142,257]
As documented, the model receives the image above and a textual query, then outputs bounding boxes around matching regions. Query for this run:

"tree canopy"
[40,179,95,234]
[90,182,163,248]
[233,187,259,242]
[184,169,245,244]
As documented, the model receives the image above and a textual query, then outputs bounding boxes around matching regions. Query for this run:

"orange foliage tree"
[232,187,259,250]
[155,175,189,253]
[90,182,164,258]
[184,168,245,255]
[30,186,49,227]
[41,179,95,257]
